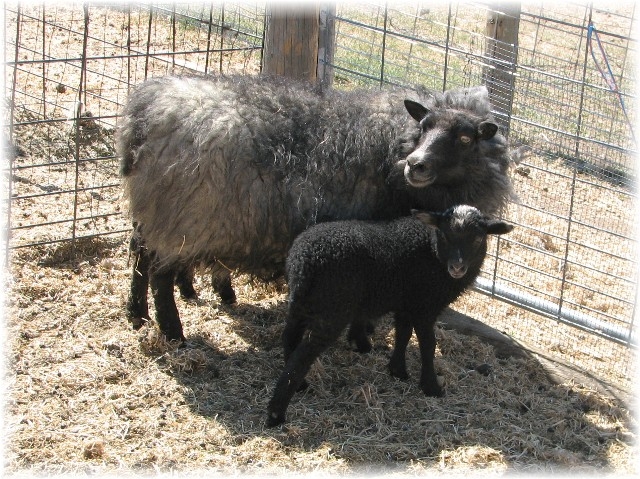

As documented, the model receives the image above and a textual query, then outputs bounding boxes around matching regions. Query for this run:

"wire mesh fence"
[4,2,636,388]
[327,1,637,388]
[5,2,263,251]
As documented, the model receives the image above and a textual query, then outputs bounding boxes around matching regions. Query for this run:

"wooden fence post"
[262,3,320,82]
[317,3,336,86]
[484,2,521,132]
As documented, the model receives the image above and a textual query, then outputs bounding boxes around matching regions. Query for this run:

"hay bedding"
[3,238,636,475]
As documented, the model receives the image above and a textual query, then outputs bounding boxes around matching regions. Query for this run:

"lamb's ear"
[478,121,498,140]
[486,220,514,236]
[411,209,440,228]
[404,100,429,123]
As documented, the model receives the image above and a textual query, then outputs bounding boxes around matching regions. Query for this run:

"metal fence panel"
[329,2,637,351]
[5,2,263,251]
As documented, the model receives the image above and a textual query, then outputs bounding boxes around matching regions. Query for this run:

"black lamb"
[117,74,515,341]
[266,205,514,427]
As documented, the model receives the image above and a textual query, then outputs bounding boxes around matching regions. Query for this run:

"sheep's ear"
[404,100,429,122]
[486,220,514,236]
[411,209,440,228]
[478,121,498,140]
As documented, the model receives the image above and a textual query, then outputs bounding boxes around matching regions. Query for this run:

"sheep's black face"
[413,205,513,280]
[402,100,498,188]
[438,226,487,279]
[442,235,486,279]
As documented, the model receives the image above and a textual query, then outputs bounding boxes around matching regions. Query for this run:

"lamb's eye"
[460,135,472,144]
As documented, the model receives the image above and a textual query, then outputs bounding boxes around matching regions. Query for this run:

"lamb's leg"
[347,319,372,353]
[282,305,311,392]
[388,313,413,380]
[282,309,307,362]
[413,319,443,397]
[212,261,236,304]
[267,324,340,427]
[126,229,150,329]
[149,262,186,342]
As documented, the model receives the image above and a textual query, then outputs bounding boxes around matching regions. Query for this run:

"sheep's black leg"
[149,262,186,342]
[212,261,236,304]
[127,229,150,329]
[282,305,311,392]
[413,318,443,397]
[176,264,197,300]
[388,313,413,380]
[267,322,343,427]
[282,310,307,362]
[347,319,372,353]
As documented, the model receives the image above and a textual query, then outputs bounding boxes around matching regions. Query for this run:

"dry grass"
[3,236,637,475]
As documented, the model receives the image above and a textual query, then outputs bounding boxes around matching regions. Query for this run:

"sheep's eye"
[460,135,472,145]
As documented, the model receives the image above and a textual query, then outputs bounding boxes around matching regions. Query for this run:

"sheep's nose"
[404,153,434,187]
[407,155,426,173]
[448,262,467,278]
[410,161,427,174]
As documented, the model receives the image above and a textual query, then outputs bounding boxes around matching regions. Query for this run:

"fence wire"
[5,2,263,251]
[4,2,636,388]
[327,1,637,387]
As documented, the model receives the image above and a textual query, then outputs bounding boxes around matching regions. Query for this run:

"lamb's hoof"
[266,411,285,428]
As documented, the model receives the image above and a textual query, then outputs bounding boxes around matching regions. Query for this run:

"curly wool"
[118,74,514,276]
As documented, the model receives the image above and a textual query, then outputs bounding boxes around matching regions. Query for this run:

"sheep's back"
[118,75,416,272]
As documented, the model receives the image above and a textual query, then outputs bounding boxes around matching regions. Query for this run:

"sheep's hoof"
[178,285,198,301]
[297,379,309,392]
[350,339,372,354]
[421,379,444,397]
[128,316,149,330]
[126,298,149,328]
[365,321,376,335]
[388,362,409,380]
[266,411,285,428]
[213,279,237,304]
[347,328,372,353]
[219,293,237,305]
[159,328,186,344]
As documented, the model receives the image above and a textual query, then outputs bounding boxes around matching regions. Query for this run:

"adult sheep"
[118,74,514,341]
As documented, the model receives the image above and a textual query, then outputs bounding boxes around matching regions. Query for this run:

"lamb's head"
[412,205,514,279]
[402,99,499,188]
